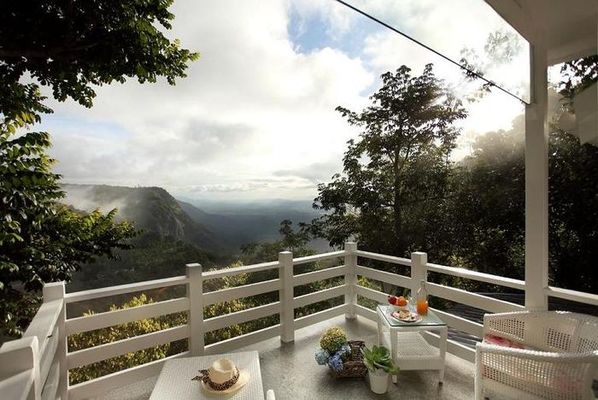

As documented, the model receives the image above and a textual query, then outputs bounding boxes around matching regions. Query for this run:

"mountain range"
[61,184,323,254]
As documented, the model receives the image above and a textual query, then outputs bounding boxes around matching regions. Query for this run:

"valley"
[62,184,327,293]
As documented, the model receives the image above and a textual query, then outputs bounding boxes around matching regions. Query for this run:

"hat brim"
[200,370,249,396]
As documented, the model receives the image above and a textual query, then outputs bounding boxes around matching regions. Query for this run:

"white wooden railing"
[0,283,67,400]
[2,242,597,400]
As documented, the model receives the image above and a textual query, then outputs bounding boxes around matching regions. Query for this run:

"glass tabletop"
[378,304,446,327]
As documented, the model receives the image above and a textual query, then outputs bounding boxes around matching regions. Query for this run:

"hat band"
[195,367,240,391]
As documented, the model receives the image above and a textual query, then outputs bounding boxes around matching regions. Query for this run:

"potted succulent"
[361,345,399,394]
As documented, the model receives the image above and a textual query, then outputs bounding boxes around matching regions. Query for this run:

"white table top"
[377,305,446,329]
[150,351,264,400]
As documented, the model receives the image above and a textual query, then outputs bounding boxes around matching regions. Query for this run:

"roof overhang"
[485,0,597,66]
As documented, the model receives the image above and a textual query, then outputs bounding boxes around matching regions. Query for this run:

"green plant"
[361,345,399,375]
[68,294,182,385]
[319,326,347,354]
[0,0,198,339]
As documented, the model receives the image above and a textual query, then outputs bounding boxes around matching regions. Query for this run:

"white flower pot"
[368,369,390,394]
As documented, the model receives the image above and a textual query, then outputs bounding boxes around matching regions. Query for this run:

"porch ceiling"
[486,0,597,65]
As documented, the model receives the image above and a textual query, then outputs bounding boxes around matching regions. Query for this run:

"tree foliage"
[240,219,312,264]
[444,119,526,279]
[312,59,598,295]
[312,65,467,256]
[69,233,214,294]
[68,222,344,384]
[459,29,525,100]
[68,294,181,385]
[0,121,136,337]
[548,129,598,293]
[0,0,197,339]
[445,124,598,294]
[0,0,198,113]
[558,55,598,101]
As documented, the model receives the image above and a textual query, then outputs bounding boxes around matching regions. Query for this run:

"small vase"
[368,369,390,394]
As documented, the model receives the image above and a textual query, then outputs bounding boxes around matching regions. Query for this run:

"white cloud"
[39,0,529,201]
[290,0,355,39]
[41,0,373,200]
[354,0,528,135]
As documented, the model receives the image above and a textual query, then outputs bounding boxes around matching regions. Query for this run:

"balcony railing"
[1,242,597,400]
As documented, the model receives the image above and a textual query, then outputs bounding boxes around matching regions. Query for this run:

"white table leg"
[390,327,398,384]
[377,311,383,346]
[439,327,447,384]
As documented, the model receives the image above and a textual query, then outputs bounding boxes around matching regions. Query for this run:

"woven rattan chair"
[475,311,598,400]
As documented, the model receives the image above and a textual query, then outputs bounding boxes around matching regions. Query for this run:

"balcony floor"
[254,316,474,400]
[98,315,475,400]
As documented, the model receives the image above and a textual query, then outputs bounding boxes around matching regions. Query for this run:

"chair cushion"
[483,334,527,349]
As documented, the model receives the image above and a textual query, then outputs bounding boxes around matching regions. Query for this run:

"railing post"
[411,252,428,297]
[344,242,358,320]
[43,282,67,399]
[186,263,204,356]
[0,336,40,399]
[279,251,294,343]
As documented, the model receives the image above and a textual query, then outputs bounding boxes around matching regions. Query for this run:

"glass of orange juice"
[416,280,429,315]
[416,299,428,315]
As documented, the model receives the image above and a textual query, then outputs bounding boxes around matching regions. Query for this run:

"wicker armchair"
[475,311,598,400]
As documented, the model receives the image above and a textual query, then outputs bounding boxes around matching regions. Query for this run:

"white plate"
[391,311,422,323]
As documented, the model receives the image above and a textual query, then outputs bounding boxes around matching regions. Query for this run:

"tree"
[558,55,598,101]
[445,119,526,280]
[0,0,198,114]
[238,221,343,317]
[0,124,137,337]
[68,294,179,385]
[0,0,198,339]
[312,65,467,257]
[459,29,525,100]
[444,119,598,293]
[240,219,312,265]
[548,129,598,293]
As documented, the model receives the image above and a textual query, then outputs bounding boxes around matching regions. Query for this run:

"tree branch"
[0,43,99,60]
[402,193,458,206]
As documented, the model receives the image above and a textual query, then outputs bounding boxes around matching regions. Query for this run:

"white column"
[524,40,549,311]
[344,242,357,319]
[186,263,204,355]
[411,252,428,298]
[279,251,294,343]
[43,282,67,399]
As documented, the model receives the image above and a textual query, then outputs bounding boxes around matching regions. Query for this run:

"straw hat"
[192,358,249,395]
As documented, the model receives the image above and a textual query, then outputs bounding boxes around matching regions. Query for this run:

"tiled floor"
[98,315,475,399]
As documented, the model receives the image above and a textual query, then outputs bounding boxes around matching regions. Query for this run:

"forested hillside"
[178,199,322,248]
[63,185,222,251]
[62,184,323,291]
[309,65,598,295]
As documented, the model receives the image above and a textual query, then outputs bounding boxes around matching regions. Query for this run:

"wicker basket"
[330,340,367,378]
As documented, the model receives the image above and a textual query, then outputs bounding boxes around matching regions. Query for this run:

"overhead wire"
[334,0,529,104]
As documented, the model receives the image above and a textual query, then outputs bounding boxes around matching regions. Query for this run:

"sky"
[38,0,528,202]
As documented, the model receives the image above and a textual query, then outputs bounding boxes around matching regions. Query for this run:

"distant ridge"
[61,184,222,251]
[62,183,327,254]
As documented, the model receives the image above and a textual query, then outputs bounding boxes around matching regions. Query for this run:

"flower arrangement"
[314,326,352,373]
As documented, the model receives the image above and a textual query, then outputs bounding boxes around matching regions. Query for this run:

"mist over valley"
[61,184,329,292]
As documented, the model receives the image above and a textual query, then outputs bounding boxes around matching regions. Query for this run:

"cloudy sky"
[38,0,528,202]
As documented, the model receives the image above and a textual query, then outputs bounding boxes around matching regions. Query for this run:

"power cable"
[334,0,529,104]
